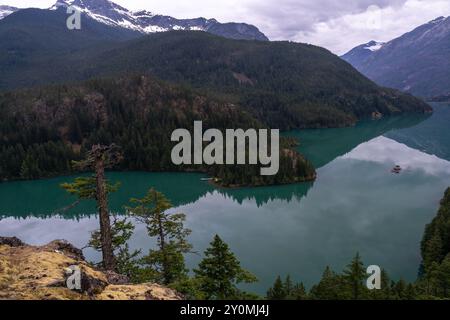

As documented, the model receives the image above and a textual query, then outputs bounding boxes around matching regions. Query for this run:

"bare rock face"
[104,271,130,285]
[0,237,25,247]
[0,238,182,300]
[45,240,85,261]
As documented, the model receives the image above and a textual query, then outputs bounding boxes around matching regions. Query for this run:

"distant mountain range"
[0,0,268,41]
[342,17,450,99]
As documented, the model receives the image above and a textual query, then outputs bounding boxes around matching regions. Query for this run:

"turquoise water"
[0,103,449,294]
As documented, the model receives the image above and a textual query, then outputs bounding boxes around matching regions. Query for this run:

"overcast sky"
[2,0,450,54]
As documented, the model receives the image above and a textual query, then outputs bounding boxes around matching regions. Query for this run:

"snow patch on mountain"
[363,41,385,52]
[51,0,191,34]
[0,5,19,20]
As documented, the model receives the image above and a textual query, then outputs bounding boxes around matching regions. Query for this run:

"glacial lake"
[1,103,449,295]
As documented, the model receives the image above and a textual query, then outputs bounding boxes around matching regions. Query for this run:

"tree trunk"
[95,153,115,271]
[158,212,169,284]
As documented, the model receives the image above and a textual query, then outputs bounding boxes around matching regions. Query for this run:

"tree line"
[267,188,450,300]
[0,75,315,187]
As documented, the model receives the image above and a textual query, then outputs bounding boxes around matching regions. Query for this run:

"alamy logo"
[171,121,280,175]
[366,265,381,290]
[66,6,81,30]
[66,265,81,290]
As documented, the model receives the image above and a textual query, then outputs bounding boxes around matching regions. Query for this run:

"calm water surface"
[1,103,449,294]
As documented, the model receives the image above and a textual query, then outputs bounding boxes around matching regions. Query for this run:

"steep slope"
[342,17,450,98]
[0,7,140,89]
[51,0,269,40]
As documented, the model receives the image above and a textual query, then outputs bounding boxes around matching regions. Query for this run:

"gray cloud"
[244,0,408,37]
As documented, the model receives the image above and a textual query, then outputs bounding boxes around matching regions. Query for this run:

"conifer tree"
[20,153,41,179]
[421,188,450,272]
[266,276,286,300]
[194,235,257,300]
[369,269,392,300]
[425,254,450,298]
[267,275,308,300]
[310,266,345,300]
[61,144,122,271]
[436,255,450,298]
[289,282,308,300]
[88,216,140,279]
[127,188,192,285]
[422,231,444,272]
[343,253,367,300]
[404,283,417,300]
[393,279,407,299]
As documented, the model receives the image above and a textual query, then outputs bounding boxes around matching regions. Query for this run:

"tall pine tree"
[343,253,367,300]
[61,144,123,271]
[127,188,192,285]
[266,276,286,300]
[194,235,257,300]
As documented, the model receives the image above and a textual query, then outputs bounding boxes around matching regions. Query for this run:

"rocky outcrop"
[0,237,25,247]
[0,238,182,300]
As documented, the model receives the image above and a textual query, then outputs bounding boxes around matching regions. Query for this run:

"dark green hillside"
[59,31,434,129]
[0,21,431,129]
[0,7,140,89]
[421,188,450,272]
[0,75,315,186]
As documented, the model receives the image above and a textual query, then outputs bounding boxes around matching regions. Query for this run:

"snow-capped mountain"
[363,41,385,52]
[341,40,385,68]
[0,5,18,19]
[342,16,450,98]
[49,0,268,40]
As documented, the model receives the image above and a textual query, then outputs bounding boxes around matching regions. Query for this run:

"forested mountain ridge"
[0,25,432,129]
[0,23,432,185]
[0,7,142,90]
[0,6,432,186]
[78,31,433,129]
[0,75,315,186]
